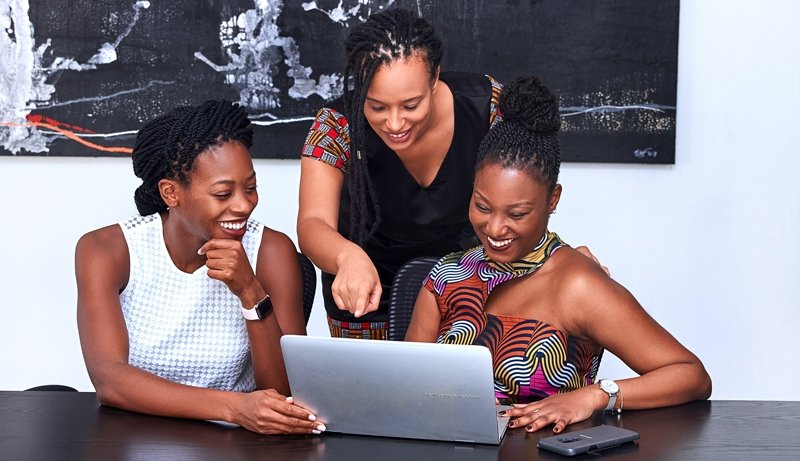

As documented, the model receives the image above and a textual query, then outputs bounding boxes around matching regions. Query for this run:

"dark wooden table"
[1,391,798,460]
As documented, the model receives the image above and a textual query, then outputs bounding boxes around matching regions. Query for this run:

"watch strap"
[603,391,618,411]
[241,294,273,320]
[600,379,620,411]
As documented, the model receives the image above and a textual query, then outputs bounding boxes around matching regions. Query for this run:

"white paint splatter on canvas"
[560,76,675,134]
[88,1,150,65]
[1,0,50,153]
[196,0,341,111]
[0,0,151,154]
[196,0,394,112]
[301,0,390,24]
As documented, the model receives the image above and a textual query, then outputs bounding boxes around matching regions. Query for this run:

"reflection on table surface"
[2,392,799,461]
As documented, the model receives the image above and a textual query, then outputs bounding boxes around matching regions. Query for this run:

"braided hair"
[476,75,561,192]
[342,8,443,245]
[132,100,253,216]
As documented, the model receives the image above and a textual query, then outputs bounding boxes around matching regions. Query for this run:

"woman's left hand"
[502,387,602,433]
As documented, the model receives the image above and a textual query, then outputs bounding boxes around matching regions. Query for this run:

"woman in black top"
[298,8,596,339]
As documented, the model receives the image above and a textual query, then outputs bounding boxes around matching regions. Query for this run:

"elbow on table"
[685,361,713,402]
[697,370,713,401]
[90,370,130,409]
[94,382,126,409]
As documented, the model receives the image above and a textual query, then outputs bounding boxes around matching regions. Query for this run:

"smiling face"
[363,55,438,151]
[469,163,561,263]
[162,140,258,243]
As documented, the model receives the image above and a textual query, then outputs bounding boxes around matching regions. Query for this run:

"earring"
[550,209,557,215]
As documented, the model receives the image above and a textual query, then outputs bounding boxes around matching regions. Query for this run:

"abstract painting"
[1,0,679,163]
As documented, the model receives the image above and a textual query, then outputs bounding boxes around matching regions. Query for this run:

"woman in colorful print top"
[406,75,711,434]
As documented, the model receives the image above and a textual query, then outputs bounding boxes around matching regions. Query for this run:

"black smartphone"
[537,424,640,456]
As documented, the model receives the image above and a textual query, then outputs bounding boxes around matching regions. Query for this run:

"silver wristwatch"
[598,379,620,412]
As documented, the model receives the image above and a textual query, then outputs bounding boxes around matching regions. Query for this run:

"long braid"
[342,8,443,245]
[132,100,253,216]
[346,58,382,245]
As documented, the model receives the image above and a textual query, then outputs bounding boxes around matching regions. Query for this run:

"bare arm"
[506,252,711,433]
[247,228,307,391]
[297,156,381,317]
[257,229,307,336]
[76,226,321,435]
[576,266,712,410]
[404,288,441,342]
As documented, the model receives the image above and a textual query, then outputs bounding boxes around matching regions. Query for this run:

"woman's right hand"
[233,389,325,435]
[331,250,382,318]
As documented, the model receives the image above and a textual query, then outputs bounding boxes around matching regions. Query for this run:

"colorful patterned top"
[301,72,503,325]
[424,232,603,403]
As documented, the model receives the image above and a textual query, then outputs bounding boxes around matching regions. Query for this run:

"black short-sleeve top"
[301,72,503,321]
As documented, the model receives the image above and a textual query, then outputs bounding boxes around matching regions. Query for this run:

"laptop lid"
[281,335,509,445]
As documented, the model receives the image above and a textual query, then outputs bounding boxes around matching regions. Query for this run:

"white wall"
[1,1,798,399]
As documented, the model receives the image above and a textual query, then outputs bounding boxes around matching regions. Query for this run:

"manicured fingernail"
[498,410,507,416]
[508,421,515,427]
[308,414,317,421]
[285,396,293,403]
[312,430,321,434]
[197,248,203,255]
[316,424,326,432]
[526,425,533,430]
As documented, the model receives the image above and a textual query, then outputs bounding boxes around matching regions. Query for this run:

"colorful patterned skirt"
[327,317,388,340]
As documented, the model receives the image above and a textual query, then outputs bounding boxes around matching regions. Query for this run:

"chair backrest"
[297,252,317,326]
[25,385,77,392]
[387,257,439,341]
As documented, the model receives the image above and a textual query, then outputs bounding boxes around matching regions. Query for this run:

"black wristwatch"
[241,294,273,320]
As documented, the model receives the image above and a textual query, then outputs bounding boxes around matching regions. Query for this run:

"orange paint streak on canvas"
[25,114,98,134]
[1,121,132,154]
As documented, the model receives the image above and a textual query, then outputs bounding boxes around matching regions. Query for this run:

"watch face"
[600,380,619,394]
[255,295,274,319]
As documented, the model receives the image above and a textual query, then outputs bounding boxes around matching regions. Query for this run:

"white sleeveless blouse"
[118,213,263,392]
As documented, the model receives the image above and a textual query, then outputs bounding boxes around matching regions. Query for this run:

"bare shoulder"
[258,226,298,259]
[76,224,128,264]
[256,226,300,277]
[547,246,610,289]
[255,226,302,301]
[75,224,130,293]
[546,246,631,314]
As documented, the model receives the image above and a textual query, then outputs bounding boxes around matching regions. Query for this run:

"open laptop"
[280,335,511,445]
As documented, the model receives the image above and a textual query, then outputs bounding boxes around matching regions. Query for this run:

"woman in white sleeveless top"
[76,100,325,435]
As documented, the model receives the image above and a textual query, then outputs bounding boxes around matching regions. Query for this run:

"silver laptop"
[280,335,511,445]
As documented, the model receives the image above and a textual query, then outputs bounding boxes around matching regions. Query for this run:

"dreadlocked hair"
[477,75,561,192]
[342,7,443,245]
[132,100,253,216]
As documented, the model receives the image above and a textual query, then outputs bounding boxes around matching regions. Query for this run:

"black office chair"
[25,385,78,392]
[387,256,439,341]
[297,252,317,326]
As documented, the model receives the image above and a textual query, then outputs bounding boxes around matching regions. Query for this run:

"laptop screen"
[281,335,509,445]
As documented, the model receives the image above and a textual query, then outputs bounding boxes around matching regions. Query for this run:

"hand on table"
[501,387,600,433]
[234,389,326,435]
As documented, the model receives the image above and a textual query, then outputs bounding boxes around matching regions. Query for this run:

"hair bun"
[498,75,560,134]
